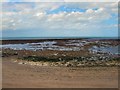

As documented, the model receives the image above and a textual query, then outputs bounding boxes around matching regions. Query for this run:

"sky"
[1,1,119,37]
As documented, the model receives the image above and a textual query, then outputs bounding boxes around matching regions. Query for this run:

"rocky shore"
[1,38,119,67]
[15,55,119,67]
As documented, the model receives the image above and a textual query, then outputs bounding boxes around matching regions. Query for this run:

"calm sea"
[1,37,119,40]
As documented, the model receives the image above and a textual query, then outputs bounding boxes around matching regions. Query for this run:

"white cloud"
[64,0,119,2]
[1,0,119,2]
[1,2,118,32]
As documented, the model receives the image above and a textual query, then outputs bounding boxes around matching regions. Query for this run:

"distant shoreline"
[1,37,119,45]
[1,38,119,45]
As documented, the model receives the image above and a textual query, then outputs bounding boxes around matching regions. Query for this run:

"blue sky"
[1,2,118,37]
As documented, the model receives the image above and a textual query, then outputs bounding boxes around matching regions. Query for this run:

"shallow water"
[0,41,81,51]
[89,46,119,55]
[1,40,119,55]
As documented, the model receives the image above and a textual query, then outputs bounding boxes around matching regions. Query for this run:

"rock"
[2,55,5,57]
[13,60,17,62]
[77,63,85,67]
[42,62,49,66]
[53,53,58,56]
[18,62,26,64]
[65,62,73,67]
[14,52,18,55]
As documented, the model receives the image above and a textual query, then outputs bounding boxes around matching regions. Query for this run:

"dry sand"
[2,56,118,88]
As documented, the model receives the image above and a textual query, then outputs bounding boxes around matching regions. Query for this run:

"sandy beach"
[2,56,118,88]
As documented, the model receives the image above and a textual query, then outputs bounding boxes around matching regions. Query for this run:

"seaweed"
[19,55,119,67]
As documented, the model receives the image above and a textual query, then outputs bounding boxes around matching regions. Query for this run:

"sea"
[1,37,119,40]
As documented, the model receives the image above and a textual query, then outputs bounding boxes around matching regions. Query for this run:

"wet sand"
[2,56,118,88]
